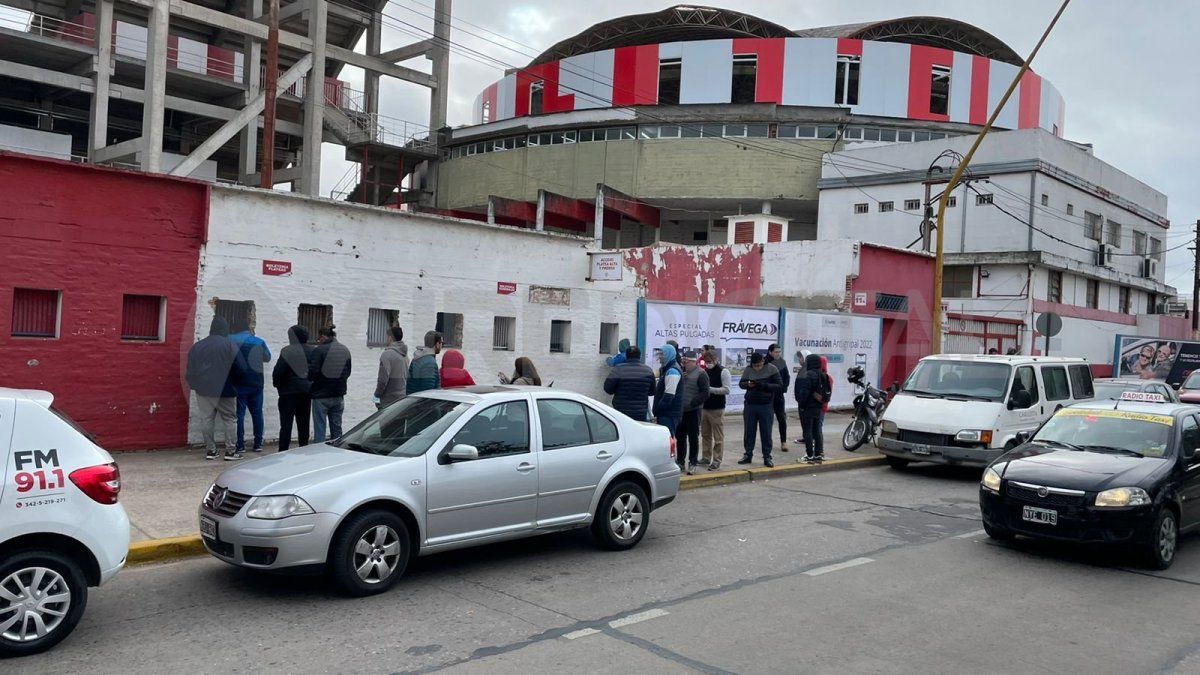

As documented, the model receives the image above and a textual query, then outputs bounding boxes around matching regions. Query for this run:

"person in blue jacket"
[653,344,684,437]
[605,338,632,367]
[230,317,272,453]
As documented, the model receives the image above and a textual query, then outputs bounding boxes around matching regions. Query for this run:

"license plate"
[1022,506,1057,525]
[911,444,931,456]
[199,515,218,540]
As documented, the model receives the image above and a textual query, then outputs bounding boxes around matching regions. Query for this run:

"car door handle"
[596,451,613,461]
[516,462,536,473]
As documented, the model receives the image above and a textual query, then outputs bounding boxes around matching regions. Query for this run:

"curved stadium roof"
[529,5,1022,67]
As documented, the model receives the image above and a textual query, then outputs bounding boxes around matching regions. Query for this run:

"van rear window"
[1068,365,1095,399]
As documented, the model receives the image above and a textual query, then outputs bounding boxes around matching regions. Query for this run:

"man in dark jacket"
[272,325,313,451]
[407,330,442,394]
[676,349,711,474]
[309,325,352,442]
[186,316,246,461]
[793,353,827,461]
[738,352,782,467]
[604,345,655,421]
[765,344,791,453]
[230,317,271,453]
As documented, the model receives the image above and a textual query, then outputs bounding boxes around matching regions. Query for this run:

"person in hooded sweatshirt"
[407,330,442,394]
[272,324,313,451]
[793,353,829,462]
[440,349,476,388]
[229,317,271,453]
[374,326,409,408]
[186,316,247,461]
[309,324,352,442]
[499,357,542,385]
[652,344,684,437]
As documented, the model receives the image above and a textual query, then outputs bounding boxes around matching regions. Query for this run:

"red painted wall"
[851,245,935,387]
[907,45,954,122]
[0,153,208,450]
[1018,71,1042,130]
[623,244,762,306]
[612,44,660,106]
[731,38,785,103]
[969,56,991,126]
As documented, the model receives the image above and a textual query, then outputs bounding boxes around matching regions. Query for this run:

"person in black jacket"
[738,352,782,467]
[272,325,313,451]
[765,344,791,453]
[793,353,827,461]
[309,325,352,442]
[603,346,656,421]
[186,316,247,461]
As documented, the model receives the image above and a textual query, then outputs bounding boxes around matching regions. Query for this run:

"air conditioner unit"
[1142,256,1158,279]
[1096,244,1113,267]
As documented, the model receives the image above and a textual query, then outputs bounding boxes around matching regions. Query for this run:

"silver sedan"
[198,386,680,596]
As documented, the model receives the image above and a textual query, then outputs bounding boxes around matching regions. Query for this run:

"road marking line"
[804,557,874,576]
[954,529,987,539]
[563,628,601,640]
[609,608,670,628]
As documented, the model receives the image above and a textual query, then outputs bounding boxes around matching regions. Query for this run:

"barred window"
[493,316,516,351]
[550,320,572,353]
[122,295,164,341]
[367,308,399,347]
[11,288,60,338]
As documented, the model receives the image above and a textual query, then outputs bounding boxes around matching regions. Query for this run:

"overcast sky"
[327,0,1199,292]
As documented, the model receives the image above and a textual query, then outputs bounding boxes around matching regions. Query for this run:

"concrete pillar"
[140,0,169,172]
[299,0,327,195]
[87,0,114,158]
[428,0,451,133]
[364,9,382,116]
[238,0,263,183]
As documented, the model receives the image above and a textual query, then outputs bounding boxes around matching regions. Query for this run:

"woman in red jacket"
[439,349,476,388]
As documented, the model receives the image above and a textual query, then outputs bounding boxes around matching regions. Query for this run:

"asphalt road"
[12,466,1200,674]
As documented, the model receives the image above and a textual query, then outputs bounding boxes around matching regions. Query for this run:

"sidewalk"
[113,412,864,543]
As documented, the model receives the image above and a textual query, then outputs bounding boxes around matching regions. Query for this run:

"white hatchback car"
[0,388,130,657]
[200,386,680,596]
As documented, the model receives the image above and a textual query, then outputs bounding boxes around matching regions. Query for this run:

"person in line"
[700,347,731,470]
[229,318,271,453]
[605,338,632,367]
[374,326,409,409]
[272,324,313,451]
[765,343,791,453]
[407,331,442,394]
[819,355,833,435]
[186,316,246,461]
[604,345,656,421]
[738,352,782,467]
[987,347,1000,355]
[1005,347,1018,356]
[653,344,684,437]
[440,349,476,387]
[309,324,352,442]
[500,356,542,385]
[794,353,829,462]
[677,349,711,474]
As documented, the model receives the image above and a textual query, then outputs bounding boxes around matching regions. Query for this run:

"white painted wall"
[680,39,733,104]
[190,187,641,444]
[760,239,860,308]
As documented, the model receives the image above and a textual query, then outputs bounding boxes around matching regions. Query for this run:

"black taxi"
[979,392,1200,568]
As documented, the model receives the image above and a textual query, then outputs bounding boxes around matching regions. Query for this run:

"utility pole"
[1191,219,1199,332]
[931,0,1072,353]
[921,181,934,251]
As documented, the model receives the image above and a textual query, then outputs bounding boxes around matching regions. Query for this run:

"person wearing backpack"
[793,353,828,462]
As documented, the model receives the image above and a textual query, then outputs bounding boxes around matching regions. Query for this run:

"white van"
[877,355,1095,469]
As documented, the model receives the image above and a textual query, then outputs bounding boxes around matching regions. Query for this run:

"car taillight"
[69,463,121,504]
[669,436,677,460]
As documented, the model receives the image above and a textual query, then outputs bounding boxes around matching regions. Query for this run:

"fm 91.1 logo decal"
[13,448,65,494]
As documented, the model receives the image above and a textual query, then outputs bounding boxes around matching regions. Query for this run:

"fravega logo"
[722,321,778,336]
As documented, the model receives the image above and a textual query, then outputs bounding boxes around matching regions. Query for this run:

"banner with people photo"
[783,310,884,409]
[1113,335,1200,388]
[641,302,781,411]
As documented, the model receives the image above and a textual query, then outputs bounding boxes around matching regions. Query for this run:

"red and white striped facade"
[473,38,1065,135]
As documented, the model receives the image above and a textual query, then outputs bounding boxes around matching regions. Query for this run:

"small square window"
[297,303,332,344]
[121,294,165,341]
[975,193,994,206]
[879,201,894,213]
[879,128,897,142]
[550,320,571,354]
[817,125,838,140]
[863,128,880,141]
[843,127,863,141]
[1066,203,1074,215]
[639,126,660,139]
[579,129,594,142]
[795,125,817,138]
[659,125,681,139]
[436,312,464,349]
[599,322,620,354]
[493,316,516,351]
[11,288,61,338]
[746,124,769,138]
[367,308,399,347]
[904,199,921,211]
[897,130,914,142]
[854,203,869,214]
[947,195,957,208]
[1040,193,1049,206]
[215,299,254,333]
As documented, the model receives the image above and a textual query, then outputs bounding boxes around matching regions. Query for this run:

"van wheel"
[328,511,411,597]
[0,550,88,657]
[885,456,910,470]
[592,481,649,551]
[1141,508,1178,570]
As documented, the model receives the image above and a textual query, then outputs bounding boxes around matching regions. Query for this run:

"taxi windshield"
[1033,409,1173,458]
[902,360,1010,401]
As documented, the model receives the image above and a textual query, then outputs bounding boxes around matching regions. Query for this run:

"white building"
[817,128,1182,364]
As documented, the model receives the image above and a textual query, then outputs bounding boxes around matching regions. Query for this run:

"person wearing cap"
[676,349,710,474]
[738,352,783,467]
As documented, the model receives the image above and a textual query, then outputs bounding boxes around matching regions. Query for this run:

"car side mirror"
[447,444,479,462]
[1014,431,1032,446]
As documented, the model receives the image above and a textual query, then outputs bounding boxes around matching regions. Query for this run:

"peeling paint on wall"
[623,243,763,306]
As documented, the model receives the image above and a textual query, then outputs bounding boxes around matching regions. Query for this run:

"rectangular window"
[493,316,515,351]
[947,195,957,208]
[658,58,681,105]
[550,320,571,353]
[942,266,973,298]
[1147,293,1157,314]
[1106,219,1121,247]
[875,293,909,313]
[904,199,921,211]
[731,54,757,104]
[578,129,594,142]
[639,126,660,139]
[367,308,399,347]
[794,125,817,138]
[1086,279,1099,309]
[1068,364,1094,399]
[1133,231,1147,255]
[975,193,993,206]
[599,322,619,354]
[843,126,864,141]
[1040,193,1049,206]
[658,125,681,139]
[297,303,332,344]
[863,127,880,141]
[746,124,769,138]
[214,299,254,334]
[1119,286,1131,314]
[835,55,860,106]
[853,203,869,215]
[1012,366,1039,408]
[879,128,897,142]
[1150,237,1163,261]
[121,294,164,341]
[1047,270,1063,304]
[913,130,931,142]
[929,66,951,115]
[1042,366,1070,402]
[879,201,894,213]
[1084,211,1102,241]
[723,124,747,138]
[11,288,60,338]
[1066,203,1074,216]
[435,312,464,349]
[529,81,544,115]
[897,130,913,142]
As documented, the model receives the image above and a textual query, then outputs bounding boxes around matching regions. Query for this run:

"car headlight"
[245,495,315,520]
[981,467,1002,493]
[1094,487,1151,508]
[955,429,994,445]
[881,420,898,434]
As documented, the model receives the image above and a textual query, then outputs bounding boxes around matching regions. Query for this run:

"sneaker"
[737,456,752,465]
[794,438,805,444]
[224,452,244,461]
[814,454,825,462]
[764,459,775,468]
[205,450,218,461]
[686,463,696,476]
[780,444,789,453]
[804,455,815,463]
[251,447,263,453]
[708,463,721,471]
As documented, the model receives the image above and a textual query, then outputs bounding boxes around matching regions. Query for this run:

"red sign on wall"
[262,260,292,276]
[497,282,517,295]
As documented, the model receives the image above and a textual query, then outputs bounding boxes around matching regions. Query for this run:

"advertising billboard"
[783,310,883,409]
[1113,335,1200,388]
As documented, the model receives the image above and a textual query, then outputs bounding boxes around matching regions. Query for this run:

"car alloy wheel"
[1158,512,1177,564]
[608,492,644,541]
[353,525,402,584]
[0,566,71,643]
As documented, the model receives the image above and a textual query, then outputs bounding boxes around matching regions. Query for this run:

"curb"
[126,454,886,566]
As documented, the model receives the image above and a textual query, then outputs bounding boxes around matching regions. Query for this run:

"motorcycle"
[842,366,889,452]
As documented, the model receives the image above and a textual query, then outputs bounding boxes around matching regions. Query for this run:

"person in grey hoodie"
[374,326,409,408]
[407,330,442,394]
[676,349,710,474]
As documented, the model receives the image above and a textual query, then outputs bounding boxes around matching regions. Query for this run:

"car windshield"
[1033,408,1174,458]
[902,360,1011,401]
[1184,372,1200,389]
[332,396,470,457]
[1093,383,1136,400]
